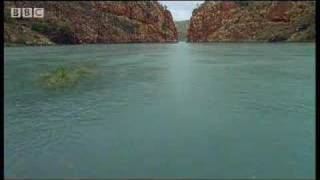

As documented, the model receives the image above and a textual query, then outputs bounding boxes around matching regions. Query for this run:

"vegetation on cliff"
[4,9,53,46]
[4,1,178,45]
[188,1,315,42]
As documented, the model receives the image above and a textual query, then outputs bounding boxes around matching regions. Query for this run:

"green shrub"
[31,21,49,32]
[162,23,170,32]
[4,9,15,23]
[40,66,93,89]
[31,21,74,44]
[32,21,71,34]
[235,1,249,7]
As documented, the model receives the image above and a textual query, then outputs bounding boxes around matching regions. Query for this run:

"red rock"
[188,1,315,42]
[4,1,178,44]
[266,2,292,22]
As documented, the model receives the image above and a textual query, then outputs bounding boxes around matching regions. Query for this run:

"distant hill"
[174,20,190,41]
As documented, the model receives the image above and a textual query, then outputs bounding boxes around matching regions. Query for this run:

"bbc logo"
[11,8,44,18]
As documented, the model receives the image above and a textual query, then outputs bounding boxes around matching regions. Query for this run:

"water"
[4,42,315,179]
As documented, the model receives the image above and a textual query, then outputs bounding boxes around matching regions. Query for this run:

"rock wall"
[187,1,315,42]
[4,1,178,45]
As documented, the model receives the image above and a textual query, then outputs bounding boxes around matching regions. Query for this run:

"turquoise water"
[4,42,315,179]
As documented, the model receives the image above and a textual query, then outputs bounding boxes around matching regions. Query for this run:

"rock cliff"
[188,1,315,42]
[4,1,178,45]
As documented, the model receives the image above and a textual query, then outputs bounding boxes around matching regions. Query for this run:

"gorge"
[4,1,316,45]
[4,1,315,179]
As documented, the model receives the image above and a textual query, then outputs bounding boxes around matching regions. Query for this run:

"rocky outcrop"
[188,1,315,42]
[4,1,178,45]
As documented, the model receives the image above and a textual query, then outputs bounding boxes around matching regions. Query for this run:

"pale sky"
[159,1,204,21]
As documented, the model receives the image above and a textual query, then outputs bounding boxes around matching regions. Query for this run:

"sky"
[159,1,204,21]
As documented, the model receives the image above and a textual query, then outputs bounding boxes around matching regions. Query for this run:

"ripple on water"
[4,43,315,178]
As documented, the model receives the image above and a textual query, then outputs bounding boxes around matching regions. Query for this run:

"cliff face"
[188,1,315,42]
[4,1,178,45]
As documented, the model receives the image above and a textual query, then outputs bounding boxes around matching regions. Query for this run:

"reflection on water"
[4,42,315,178]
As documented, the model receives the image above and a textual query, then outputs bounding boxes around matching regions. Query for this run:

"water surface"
[4,42,315,179]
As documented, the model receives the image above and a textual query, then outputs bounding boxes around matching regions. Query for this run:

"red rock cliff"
[4,1,178,45]
[187,1,315,42]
